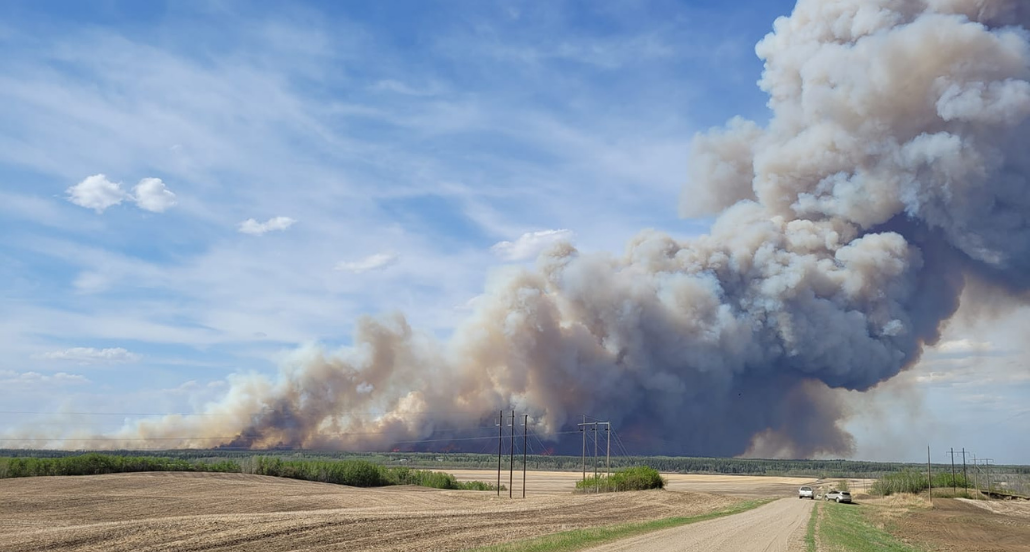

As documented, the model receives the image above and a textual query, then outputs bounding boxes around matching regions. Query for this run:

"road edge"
[462,497,775,552]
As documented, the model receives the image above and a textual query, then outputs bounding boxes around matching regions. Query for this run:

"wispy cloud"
[238,216,296,236]
[491,229,573,261]
[0,370,90,386]
[36,347,142,364]
[335,252,398,274]
[370,79,438,96]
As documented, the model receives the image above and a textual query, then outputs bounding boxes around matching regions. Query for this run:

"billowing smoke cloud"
[66,0,1030,457]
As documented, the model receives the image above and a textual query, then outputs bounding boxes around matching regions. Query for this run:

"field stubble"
[0,470,794,552]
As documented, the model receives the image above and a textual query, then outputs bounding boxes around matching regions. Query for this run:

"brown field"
[890,497,1030,552]
[0,470,763,552]
[25,468,1030,552]
[858,495,1030,552]
[7,469,1027,551]
[450,469,816,498]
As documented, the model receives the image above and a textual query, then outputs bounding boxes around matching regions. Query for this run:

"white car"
[798,486,814,499]
[825,490,852,503]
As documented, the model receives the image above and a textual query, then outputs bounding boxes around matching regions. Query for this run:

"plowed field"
[0,471,754,552]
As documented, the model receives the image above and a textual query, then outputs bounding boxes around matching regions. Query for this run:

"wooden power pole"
[927,445,933,507]
[523,414,528,499]
[605,422,611,492]
[496,410,502,496]
[581,415,586,482]
[509,410,515,499]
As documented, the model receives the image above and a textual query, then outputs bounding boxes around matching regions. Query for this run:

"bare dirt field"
[0,471,754,552]
[450,469,817,498]
[865,496,1030,552]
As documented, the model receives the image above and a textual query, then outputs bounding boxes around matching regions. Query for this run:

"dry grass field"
[0,470,758,552]
[886,497,1030,552]
[450,469,816,498]
[9,468,1027,551]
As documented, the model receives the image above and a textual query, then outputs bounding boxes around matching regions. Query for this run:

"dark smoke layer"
[37,0,1030,457]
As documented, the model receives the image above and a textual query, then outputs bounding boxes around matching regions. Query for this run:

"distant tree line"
[2,449,1026,479]
[0,453,502,491]
[0,453,238,478]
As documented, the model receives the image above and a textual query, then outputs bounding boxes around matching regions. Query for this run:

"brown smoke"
[41,0,1030,457]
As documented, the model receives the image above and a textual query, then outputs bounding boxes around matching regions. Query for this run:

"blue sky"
[1,0,1027,464]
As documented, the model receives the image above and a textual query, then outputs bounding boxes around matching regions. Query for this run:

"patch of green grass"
[819,502,920,552]
[805,500,819,552]
[466,499,773,552]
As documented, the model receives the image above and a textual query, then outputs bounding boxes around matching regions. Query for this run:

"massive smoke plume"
[87,0,1030,456]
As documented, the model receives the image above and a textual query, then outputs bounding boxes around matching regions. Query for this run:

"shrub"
[575,466,665,493]
[871,470,970,496]
[0,453,242,478]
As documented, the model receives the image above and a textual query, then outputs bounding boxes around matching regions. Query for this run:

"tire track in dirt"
[0,472,739,552]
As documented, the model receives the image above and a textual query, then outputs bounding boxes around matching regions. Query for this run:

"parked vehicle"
[798,486,814,499]
[824,490,852,503]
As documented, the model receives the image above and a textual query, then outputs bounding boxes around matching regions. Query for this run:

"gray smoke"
[66,0,1030,457]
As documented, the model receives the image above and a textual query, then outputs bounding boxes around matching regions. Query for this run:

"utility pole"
[593,422,599,493]
[972,455,979,499]
[605,422,611,493]
[494,409,502,496]
[581,415,586,483]
[522,414,527,499]
[509,410,515,499]
[961,448,967,489]
[927,445,933,507]
[497,410,502,497]
[948,448,957,493]
[984,458,994,499]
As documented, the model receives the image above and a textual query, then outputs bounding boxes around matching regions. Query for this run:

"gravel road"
[583,497,814,552]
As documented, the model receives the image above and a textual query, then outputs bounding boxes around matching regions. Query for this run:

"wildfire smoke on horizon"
[25,0,1030,457]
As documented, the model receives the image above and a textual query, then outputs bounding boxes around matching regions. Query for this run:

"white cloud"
[490,229,573,261]
[36,347,142,364]
[132,177,177,212]
[335,252,398,274]
[66,174,126,213]
[0,370,91,386]
[67,174,177,213]
[238,216,296,236]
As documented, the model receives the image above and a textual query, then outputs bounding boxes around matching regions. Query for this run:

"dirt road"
[583,498,814,552]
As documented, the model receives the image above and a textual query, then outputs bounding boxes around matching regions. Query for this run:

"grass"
[466,498,773,552]
[818,501,920,552]
[805,500,819,552]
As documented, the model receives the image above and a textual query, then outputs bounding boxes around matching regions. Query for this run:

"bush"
[240,456,503,491]
[575,466,665,493]
[0,453,242,478]
[871,470,971,496]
